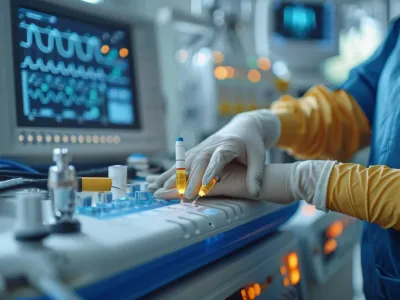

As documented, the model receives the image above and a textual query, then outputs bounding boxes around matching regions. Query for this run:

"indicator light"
[327,220,344,239]
[101,45,110,54]
[214,66,228,80]
[290,269,301,285]
[257,57,271,71]
[287,252,299,269]
[247,69,261,83]
[119,48,129,58]
[253,283,261,296]
[324,239,337,255]
[247,287,256,300]
[241,289,247,300]
[280,266,287,275]
[283,277,290,287]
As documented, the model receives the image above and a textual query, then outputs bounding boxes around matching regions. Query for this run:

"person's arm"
[327,164,400,230]
[270,17,400,161]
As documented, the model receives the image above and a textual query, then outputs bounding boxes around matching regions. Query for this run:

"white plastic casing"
[108,165,128,199]
[175,139,185,169]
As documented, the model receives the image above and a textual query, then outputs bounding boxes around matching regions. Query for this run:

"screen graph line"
[20,56,129,84]
[20,22,106,63]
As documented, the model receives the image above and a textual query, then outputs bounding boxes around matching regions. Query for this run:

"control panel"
[282,202,361,300]
[146,231,304,300]
[0,190,299,299]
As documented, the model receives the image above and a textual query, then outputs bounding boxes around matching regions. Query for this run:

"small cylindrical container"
[108,165,128,199]
[175,137,186,195]
[15,191,49,241]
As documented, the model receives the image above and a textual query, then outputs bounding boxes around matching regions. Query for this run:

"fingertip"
[184,188,198,201]
[154,188,180,199]
[146,175,159,183]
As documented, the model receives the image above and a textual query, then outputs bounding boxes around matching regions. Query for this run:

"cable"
[0,160,40,174]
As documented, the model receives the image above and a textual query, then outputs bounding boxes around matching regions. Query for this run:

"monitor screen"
[11,1,140,129]
[273,1,333,43]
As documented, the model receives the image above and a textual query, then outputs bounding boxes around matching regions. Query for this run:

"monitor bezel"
[10,0,141,131]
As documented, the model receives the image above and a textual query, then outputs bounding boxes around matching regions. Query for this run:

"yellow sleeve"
[270,85,371,161]
[327,164,400,230]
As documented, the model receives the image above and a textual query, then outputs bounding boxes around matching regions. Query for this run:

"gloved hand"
[154,160,337,212]
[148,110,281,200]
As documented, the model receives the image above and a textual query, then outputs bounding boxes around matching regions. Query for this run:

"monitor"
[0,0,165,164]
[254,0,339,70]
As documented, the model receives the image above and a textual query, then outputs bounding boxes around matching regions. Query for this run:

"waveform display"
[21,56,129,84]
[20,22,106,63]
[14,5,137,129]
[28,88,103,106]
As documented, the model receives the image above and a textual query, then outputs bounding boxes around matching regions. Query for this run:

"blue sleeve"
[338,18,400,125]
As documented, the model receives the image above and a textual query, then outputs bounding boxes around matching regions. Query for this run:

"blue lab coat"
[340,17,400,300]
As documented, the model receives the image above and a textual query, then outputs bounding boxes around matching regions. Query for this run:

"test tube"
[193,177,218,204]
[175,137,187,201]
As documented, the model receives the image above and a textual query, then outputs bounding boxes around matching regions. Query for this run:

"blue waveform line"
[21,56,129,84]
[28,88,103,107]
[20,22,106,63]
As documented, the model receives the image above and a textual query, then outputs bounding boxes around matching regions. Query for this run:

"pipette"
[192,177,218,205]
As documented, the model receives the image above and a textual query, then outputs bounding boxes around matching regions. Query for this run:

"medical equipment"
[146,231,305,300]
[254,0,340,71]
[0,0,165,164]
[0,148,300,299]
[282,202,361,300]
[157,8,288,152]
[175,137,187,198]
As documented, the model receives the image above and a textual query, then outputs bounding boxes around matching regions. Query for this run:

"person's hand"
[148,110,281,200]
[154,160,337,212]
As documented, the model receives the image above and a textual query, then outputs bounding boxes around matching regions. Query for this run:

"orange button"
[253,283,261,296]
[287,252,299,269]
[290,269,301,285]
[247,287,256,300]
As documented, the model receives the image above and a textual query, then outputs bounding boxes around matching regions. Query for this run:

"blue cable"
[0,159,40,174]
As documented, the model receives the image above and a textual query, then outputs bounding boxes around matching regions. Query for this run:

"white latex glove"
[154,160,337,212]
[148,110,281,200]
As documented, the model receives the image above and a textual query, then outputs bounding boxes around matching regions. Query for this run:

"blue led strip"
[22,202,299,300]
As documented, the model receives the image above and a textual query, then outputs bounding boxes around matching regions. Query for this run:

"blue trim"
[176,137,183,142]
[21,202,299,300]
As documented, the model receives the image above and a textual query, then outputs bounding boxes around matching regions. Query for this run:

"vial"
[108,165,128,199]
